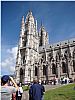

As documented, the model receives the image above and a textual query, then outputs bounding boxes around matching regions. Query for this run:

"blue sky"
[1,1,75,75]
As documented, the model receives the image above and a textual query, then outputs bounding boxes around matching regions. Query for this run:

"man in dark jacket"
[29,79,43,100]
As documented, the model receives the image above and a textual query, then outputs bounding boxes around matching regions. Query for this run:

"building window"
[20,68,23,83]
[48,53,53,62]
[73,60,75,72]
[28,68,31,76]
[62,62,66,73]
[39,30,43,46]
[64,48,71,59]
[35,66,38,76]
[52,63,56,74]
[73,48,75,72]
[42,54,46,61]
[20,68,23,75]
[43,65,46,75]
[64,50,68,59]
[23,56,25,64]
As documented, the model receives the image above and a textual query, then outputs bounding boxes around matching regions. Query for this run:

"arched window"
[48,52,53,62]
[62,62,66,73]
[64,47,71,59]
[42,53,46,62]
[20,68,23,75]
[43,65,46,75]
[52,63,56,74]
[35,66,38,76]
[73,48,75,72]
[23,56,25,64]
[24,40,27,47]
[39,29,43,46]
[20,68,23,83]
[56,53,59,62]
[28,68,31,76]
[56,50,61,62]
[64,50,67,59]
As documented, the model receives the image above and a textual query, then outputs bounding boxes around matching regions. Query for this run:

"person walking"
[16,83,23,100]
[1,75,18,100]
[29,79,43,100]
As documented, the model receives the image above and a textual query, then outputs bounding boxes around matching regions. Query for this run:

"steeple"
[19,16,25,47]
[21,16,25,30]
[28,10,32,16]
[40,21,45,33]
[25,10,34,24]
[39,24,49,46]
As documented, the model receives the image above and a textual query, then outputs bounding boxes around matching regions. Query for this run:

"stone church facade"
[15,11,75,83]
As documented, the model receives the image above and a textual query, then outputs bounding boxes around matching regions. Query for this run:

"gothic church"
[15,11,75,83]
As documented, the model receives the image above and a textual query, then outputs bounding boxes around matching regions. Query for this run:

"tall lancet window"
[73,48,75,72]
[42,53,46,62]
[48,52,53,62]
[28,68,31,76]
[20,68,23,83]
[24,31,27,47]
[43,65,46,75]
[62,62,66,73]
[35,66,38,76]
[56,50,61,62]
[23,56,25,64]
[52,63,56,74]
[20,68,23,75]
[39,29,43,46]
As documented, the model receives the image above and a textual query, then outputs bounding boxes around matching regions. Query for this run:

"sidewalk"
[22,91,29,100]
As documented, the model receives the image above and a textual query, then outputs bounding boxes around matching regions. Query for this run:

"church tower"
[15,11,75,84]
[39,25,49,46]
[15,11,39,83]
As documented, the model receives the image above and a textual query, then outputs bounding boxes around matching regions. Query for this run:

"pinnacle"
[28,10,32,15]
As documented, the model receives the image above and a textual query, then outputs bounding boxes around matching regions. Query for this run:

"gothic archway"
[42,53,46,62]
[62,62,67,73]
[20,68,24,83]
[64,48,70,77]
[73,47,75,72]
[43,65,46,75]
[48,52,53,62]
[64,47,71,59]
[35,66,38,76]
[56,51,60,62]
[52,63,56,74]
[23,56,25,64]
[56,51,60,77]
[28,68,31,82]
[56,49,61,62]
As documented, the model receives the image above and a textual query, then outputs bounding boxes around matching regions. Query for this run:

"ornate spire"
[20,16,25,37]
[40,21,45,32]
[25,10,34,24]
[28,10,32,16]
[21,16,25,28]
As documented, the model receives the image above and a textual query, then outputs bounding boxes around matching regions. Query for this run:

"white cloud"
[1,46,18,75]
[7,46,18,59]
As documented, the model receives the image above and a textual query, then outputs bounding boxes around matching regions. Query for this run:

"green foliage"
[22,85,29,91]
[44,84,75,100]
